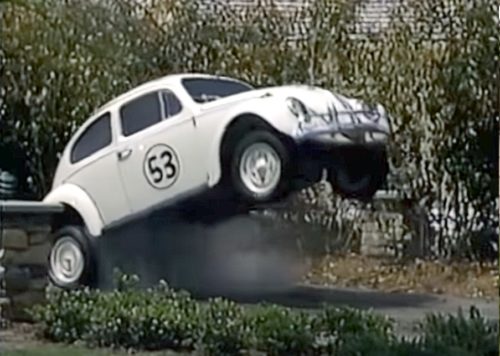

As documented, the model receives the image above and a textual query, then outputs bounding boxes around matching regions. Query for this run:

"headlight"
[286,97,311,123]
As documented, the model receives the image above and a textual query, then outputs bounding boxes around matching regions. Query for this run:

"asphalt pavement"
[195,283,498,338]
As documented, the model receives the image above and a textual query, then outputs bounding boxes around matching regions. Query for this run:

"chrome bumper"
[292,107,391,145]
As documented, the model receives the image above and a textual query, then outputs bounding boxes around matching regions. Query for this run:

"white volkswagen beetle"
[42,73,391,288]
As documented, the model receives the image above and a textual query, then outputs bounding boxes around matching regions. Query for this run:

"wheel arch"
[207,113,296,186]
[43,183,104,237]
[51,204,84,233]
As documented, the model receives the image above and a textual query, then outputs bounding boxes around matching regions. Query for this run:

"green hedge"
[30,274,498,355]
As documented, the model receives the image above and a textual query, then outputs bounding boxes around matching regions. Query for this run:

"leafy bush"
[248,304,317,355]
[312,305,394,353]
[417,306,499,356]
[197,298,253,355]
[30,274,499,355]
[0,0,162,197]
[38,276,202,351]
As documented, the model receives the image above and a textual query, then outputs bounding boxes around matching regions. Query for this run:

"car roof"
[91,72,245,116]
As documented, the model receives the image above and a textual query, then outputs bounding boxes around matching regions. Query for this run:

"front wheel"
[48,225,98,289]
[328,147,389,201]
[229,130,291,204]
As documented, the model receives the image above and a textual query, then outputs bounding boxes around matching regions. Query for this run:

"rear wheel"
[228,130,291,204]
[328,147,388,201]
[48,225,98,289]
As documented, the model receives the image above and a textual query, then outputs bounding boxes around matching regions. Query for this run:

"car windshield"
[181,77,254,103]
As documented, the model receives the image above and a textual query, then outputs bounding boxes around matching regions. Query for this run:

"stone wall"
[360,192,431,258]
[359,191,405,257]
[0,210,57,323]
[360,213,406,257]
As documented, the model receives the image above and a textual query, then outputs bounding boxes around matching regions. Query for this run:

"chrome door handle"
[117,148,132,161]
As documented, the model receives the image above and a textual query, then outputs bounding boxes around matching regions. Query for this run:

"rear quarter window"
[161,90,183,117]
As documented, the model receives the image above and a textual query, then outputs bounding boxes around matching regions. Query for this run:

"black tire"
[328,147,389,201]
[48,225,98,289]
[228,130,291,204]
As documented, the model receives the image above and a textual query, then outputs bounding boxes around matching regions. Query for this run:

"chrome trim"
[294,107,390,145]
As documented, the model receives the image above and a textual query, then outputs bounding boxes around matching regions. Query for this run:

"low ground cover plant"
[30,274,498,355]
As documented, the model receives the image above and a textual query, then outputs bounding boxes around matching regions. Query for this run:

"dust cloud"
[95,202,305,298]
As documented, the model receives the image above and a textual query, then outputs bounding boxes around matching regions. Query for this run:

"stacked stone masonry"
[359,191,428,258]
[0,214,52,322]
[360,213,407,257]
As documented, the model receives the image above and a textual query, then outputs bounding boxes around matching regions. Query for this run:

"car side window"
[120,91,162,137]
[70,112,112,164]
[161,90,182,118]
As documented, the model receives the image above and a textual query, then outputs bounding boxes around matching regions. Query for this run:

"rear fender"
[43,183,104,237]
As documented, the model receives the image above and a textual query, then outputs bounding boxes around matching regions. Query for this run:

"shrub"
[30,274,499,355]
[197,298,253,355]
[33,287,96,343]
[0,0,162,197]
[35,276,202,352]
[417,306,499,356]
[312,306,395,354]
[248,304,317,355]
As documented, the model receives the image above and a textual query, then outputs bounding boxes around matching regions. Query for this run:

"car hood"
[196,84,370,115]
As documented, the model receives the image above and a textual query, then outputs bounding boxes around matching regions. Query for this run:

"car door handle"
[117,148,132,161]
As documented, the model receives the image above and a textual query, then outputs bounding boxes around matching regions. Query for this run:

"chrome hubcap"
[239,142,281,197]
[49,236,84,286]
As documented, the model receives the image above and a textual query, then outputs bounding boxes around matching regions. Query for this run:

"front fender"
[43,183,104,237]
[205,97,297,186]
[224,97,297,134]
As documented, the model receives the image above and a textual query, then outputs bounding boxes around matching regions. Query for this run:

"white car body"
[43,73,391,238]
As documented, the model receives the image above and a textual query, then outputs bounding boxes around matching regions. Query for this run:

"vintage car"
[38,73,391,288]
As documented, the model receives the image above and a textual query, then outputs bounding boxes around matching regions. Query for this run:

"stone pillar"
[360,190,406,258]
[0,214,53,322]
[360,219,387,256]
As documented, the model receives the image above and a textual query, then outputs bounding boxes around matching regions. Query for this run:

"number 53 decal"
[143,143,180,189]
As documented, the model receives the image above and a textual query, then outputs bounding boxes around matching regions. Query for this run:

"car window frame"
[160,89,183,119]
[118,88,186,138]
[70,111,113,164]
[180,77,254,104]
[118,90,165,138]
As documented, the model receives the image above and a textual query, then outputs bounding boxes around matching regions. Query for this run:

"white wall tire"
[230,130,291,203]
[48,225,97,289]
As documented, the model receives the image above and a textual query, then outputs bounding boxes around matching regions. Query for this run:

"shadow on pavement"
[193,284,439,311]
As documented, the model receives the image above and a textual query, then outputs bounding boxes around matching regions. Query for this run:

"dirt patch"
[0,322,44,351]
[304,253,499,300]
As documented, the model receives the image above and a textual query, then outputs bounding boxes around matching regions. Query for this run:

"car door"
[115,88,206,216]
[65,111,131,226]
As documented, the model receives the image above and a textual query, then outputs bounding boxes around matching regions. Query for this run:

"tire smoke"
[95,206,305,298]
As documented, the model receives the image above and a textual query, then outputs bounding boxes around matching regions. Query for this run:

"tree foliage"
[0,0,498,257]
